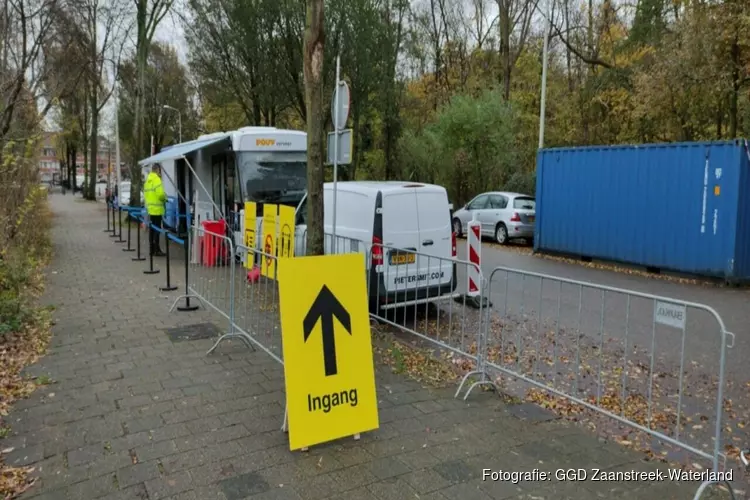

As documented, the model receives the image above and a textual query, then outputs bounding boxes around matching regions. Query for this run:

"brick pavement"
[2,194,730,500]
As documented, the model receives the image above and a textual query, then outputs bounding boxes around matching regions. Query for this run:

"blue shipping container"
[535,140,750,280]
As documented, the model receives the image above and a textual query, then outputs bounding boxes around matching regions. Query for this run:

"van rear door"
[415,186,454,290]
[381,188,421,295]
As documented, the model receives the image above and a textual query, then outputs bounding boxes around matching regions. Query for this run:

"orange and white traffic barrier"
[467,217,481,297]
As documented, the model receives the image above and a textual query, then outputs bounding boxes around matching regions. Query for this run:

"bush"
[397,89,527,205]
[0,144,52,336]
[503,170,537,196]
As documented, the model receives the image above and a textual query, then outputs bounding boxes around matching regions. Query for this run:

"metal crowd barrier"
[219,242,283,362]
[210,231,366,360]
[170,225,236,341]
[294,227,368,256]
[456,266,736,490]
[143,218,738,492]
[365,243,483,362]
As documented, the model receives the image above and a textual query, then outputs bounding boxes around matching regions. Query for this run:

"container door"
[382,188,420,294]
[415,187,454,289]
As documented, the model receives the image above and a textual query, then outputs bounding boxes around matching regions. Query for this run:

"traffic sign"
[243,201,256,268]
[331,81,350,130]
[326,129,352,165]
[278,253,379,450]
[261,204,277,278]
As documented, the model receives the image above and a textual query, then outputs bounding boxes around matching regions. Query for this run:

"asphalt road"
[454,239,749,382]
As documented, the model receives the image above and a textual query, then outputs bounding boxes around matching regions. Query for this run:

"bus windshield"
[236,151,307,206]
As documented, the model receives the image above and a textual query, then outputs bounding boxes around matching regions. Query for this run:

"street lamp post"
[161,105,182,143]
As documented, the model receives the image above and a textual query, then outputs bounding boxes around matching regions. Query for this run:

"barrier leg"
[174,234,199,312]
[159,234,177,292]
[143,224,160,275]
[132,213,146,261]
[123,213,135,252]
[109,204,118,237]
[115,207,126,243]
[103,202,111,232]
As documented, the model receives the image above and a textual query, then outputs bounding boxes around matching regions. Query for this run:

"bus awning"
[138,134,230,166]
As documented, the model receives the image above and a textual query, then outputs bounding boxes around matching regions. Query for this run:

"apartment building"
[38,132,116,182]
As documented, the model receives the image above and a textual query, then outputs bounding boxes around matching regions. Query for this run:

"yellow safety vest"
[143,172,166,216]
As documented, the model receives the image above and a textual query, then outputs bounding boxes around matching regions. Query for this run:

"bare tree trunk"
[133,0,174,204]
[729,34,740,138]
[88,89,99,199]
[68,146,75,187]
[564,0,573,91]
[351,111,361,180]
[498,1,511,100]
[82,94,90,196]
[133,33,147,203]
[304,0,326,256]
[87,4,99,201]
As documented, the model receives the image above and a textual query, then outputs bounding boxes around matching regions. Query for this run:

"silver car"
[452,191,536,244]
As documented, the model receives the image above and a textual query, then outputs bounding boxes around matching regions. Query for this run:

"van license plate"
[528,215,535,223]
[390,252,416,265]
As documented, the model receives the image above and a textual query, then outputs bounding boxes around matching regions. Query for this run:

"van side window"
[468,195,488,210]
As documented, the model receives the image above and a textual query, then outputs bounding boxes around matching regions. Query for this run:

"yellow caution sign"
[261,204,278,278]
[277,204,295,259]
[278,253,379,450]
[243,202,257,268]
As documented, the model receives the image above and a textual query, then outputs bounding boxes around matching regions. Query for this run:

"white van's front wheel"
[452,218,462,237]
[495,223,508,245]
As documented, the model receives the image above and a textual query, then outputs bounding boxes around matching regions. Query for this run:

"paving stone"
[402,468,451,493]
[477,475,529,499]
[160,449,207,474]
[4,443,45,466]
[162,408,200,425]
[187,485,228,500]
[432,459,478,483]
[439,482,493,499]
[67,473,118,499]
[397,448,443,470]
[328,487,380,500]
[116,461,162,488]
[218,471,270,500]
[125,415,164,433]
[366,477,421,500]
[66,443,107,467]
[148,423,192,443]
[329,463,379,490]
[245,487,304,500]
[366,456,411,479]
[133,439,179,462]
[106,431,153,452]
[144,470,194,499]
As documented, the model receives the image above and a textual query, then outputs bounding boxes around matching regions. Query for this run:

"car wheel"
[495,223,508,245]
[452,218,462,237]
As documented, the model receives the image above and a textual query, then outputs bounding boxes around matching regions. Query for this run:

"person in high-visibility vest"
[144,164,167,256]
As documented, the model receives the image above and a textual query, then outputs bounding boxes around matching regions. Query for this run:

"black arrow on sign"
[303,285,351,376]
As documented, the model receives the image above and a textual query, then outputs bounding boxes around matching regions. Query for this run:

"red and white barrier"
[467,218,481,297]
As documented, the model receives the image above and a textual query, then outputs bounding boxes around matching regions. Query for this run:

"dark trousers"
[149,215,163,254]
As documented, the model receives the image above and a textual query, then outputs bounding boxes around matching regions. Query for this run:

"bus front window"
[236,152,307,207]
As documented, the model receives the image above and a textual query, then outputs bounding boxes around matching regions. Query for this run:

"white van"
[294,181,458,307]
